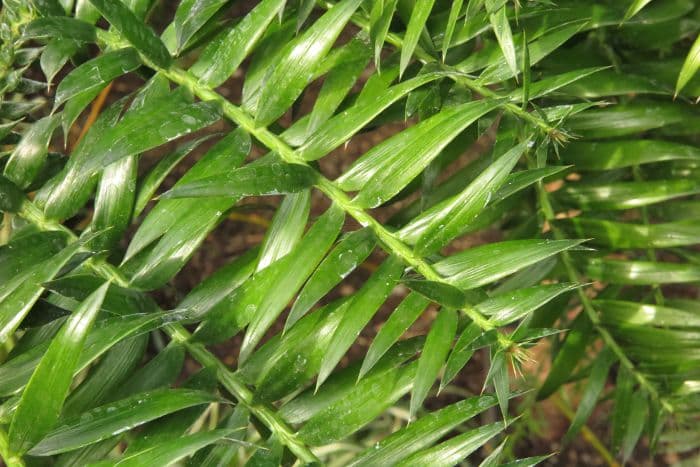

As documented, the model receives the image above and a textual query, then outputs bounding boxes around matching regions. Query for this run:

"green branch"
[16,202,321,465]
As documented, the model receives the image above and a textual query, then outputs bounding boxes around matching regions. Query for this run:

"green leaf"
[173,0,228,53]
[257,191,310,271]
[415,141,527,253]
[287,228,376,331]
[538,312,594,400]
[133,136,215,217]
[317,255,405,388]
[611,367,634,454]
[3,114,60,189]
[410,308,458,418]
[564,347,615,443]
[28,389,219,456]
[189,406,249,467]
[442,0,463,60]
[298,69,446,161]
[396,422,504,467]
[190,0,285,87]
[9,281,110,454]
[297,361,418,445]
[434,239,585,289]
[160,161,317,199]
[22,17,97,43]
[586,259,700,285]
[400,0,436,77]
[487,4,517,78]
[0,175,26,213]
[124,128,250,264]
[359,292,430,380]
[595,300,700,328]
[344,100,501,208]
[89,0,172,68]
[621,393,647,463]
[560,140,700,170]
[478,438,507,467]
[40,39,81,86]
[403,280,469,309]
[178,249,259,322]
[306,36,371,137]
[194,205,343,345]
[441,322,483,390]
[239,204,344,362]
[557,217,700,249]
[53,48,141,111]
[0,239,87,343]
[90,155,137,250]
[62,335,148,417]
[254,0,363,125]
[349,394,499,466]
[676,34,700,96]
[559,179,700,211]
[477,283,579,326]
[369,0,398,67]
[624,0,655,21]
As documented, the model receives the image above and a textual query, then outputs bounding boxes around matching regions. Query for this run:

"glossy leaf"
[256,190,311,271]
[676,34,700,95]
[415,141,527,253]
[89,0,172,68]
[3,114,60,189]
[173,0,228,53]
[434,239,585,289]
[287,228,376,331]
[317,255,404,388]
[29,389,219,456]
[22,17,97,43]
[400,0,436,77]
[410,308,458,418]
[161,161,317,199]
[345,100,501,208]
[254,0,363,125]
[9,282,110,454]
[397,422,504,467]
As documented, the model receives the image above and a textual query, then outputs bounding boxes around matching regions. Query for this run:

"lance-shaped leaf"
[410,309,458,418]
[3,114,60,189]
[133,136,215,217]
[441,322,483,391]
[369,0,398,67]
[595,300,700,328]
[442,0,463,60]
[349,394,499,466]
[124,128,250,263]
[298,69,446,160]
[287,228,376,331]
[239,205,344,362]
[188,406,249,467]
[624,0,655,21]
[400,0,436,76]
[89,0,172,68]
[191,0,286,87]
[611,367,634,455]
[559,179,700,211]
[557,217,700,249]
[487,3,517,78]
[560,140,700,170]
[564,347,616,443]
[0,239,89,343]
[477,283,579,326]
[345,100,501,208]
[178,249,258,322]
[434,239,585,289]
[9,282,110,454]
[676,34,700,96]
[161,160,317,199]
[41,38,82,85]
[298,361,418,445]
[90,155,137,250]
[115,429,239,467]
[194,205,343,344]
[53,48,141,111]
[22,17,97,43]
[256,190,310,271]
[172,0,228,53]
[62,335,148,417]
[255,0,363,125]
[317,256,405,389]
[0,175,27,213]
[397,422,504,466]
[415,141,527,253]
[586,259,700,285]
[28,388,219,456]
